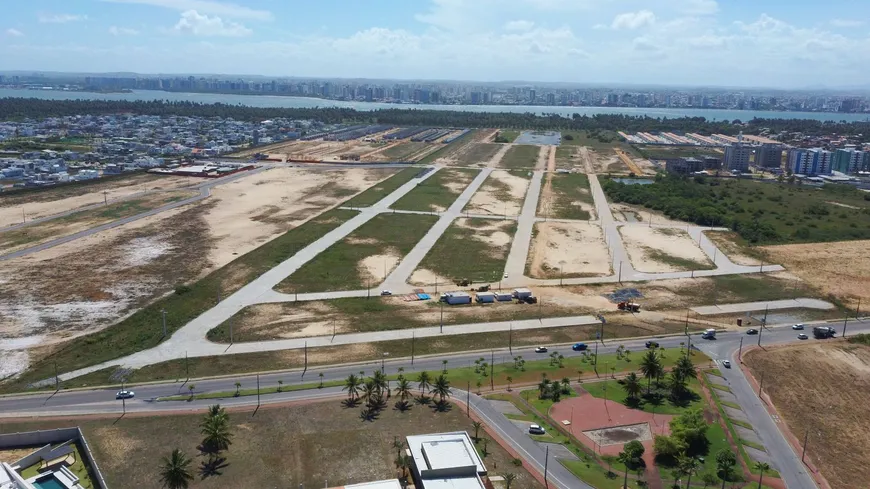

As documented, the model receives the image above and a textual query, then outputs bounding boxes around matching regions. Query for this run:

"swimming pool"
[32,475,67,489]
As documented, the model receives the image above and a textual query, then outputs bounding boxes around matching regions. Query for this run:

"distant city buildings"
[788,148,834,175]
[724,137,752,173]
[833,148,865,174]
[754,143,784,169]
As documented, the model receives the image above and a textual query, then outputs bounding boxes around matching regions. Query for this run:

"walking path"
[692,298,834,315]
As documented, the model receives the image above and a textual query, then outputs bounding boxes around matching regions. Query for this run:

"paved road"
[502,170,544,283]
[0,166,272,261]
[53,167,443,381]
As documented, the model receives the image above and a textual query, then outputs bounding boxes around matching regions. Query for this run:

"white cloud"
[172,10,252,37]
[109,26,140,36]
[612,10,656,30]
[38,13,88,24]
[829,19,864,27]
[102,0,272,21]
[680,0,718,15]
[5,28,24,37]
[504,20,534,31]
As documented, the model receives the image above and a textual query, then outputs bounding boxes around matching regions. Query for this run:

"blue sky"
[1,0,869,88]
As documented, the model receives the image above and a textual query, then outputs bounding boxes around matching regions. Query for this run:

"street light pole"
[801,429,809,463]
[440,301,444,333]
[161,309,167,338]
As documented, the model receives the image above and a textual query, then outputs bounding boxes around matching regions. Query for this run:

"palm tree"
[506,376,513,391]
[360,379,377,407]
[343,374,361,402]
[617,440,644,489]
[159,448,194,489]
[277,380,283,392]
[502,472,517,489]
[432,374,451,405]
[318,372,324,388]
[669,370,689,400]
[674,355,697,380]
[639,350,662,394]
[394,378,412,410]
[679,454,699,489]
[205,404,227,422]
[471,421,482,441]
[716,449,737,489]
[561,377,571,393]
[623,372,643,402]
[417,371,432,399]
[754,461,770,489]
[200,415,233,454]
[442,359,448,373]
[233,382,241,397]
[372,371,388,398]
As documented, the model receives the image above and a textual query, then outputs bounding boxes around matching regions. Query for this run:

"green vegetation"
[561,130,639,156]
[456,143,501,166]
[418,130,475,164]
[161,379,345,401]
[343,168,417,207]
[380,142,428,161]
[392,168,479,211]
[643,247,715,271]
[18,443,96,488]
[560,460,626,489]
[2,209,357,392]
[847,333,870,346]
[582,377,703,415]
[275,213,438,293]
[542,173,593,219]
[500,145,540,169]
[418,218,516,282]
[603,174,870,244]
[634,145,722,160]
[494,130,519,143]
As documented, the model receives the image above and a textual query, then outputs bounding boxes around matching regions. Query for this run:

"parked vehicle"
[534,346,548,353]
[618,301,641,312]
[645,340,659,349]
[380,290,392,296]
[528,424,546,435]
[792,324,805,330]
[116,390,135,400]
[572,343,588,351]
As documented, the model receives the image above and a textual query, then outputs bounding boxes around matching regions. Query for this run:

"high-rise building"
[529,89,536,103]
[724,135,751,173]
[832,149,864,174]
[754,143,784,169]
[788,148,833,175]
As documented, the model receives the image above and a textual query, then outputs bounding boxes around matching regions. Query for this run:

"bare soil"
[465,170,530,216]
[744,341,870,489]
[620,227,713,272]
[527,222,611,279]
[760,239,870,302]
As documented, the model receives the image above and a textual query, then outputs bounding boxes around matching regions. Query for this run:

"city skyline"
[1,0,870,89]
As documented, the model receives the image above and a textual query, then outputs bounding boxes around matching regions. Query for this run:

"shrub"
[174,285,192,295]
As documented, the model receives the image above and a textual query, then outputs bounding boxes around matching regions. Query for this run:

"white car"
[797,333,809,340]
[115,390,135,400]
[534,346,548,353]
[722,360,731,368]
[380,290,392,296]
[792,324,805,330]
[528,424,546,435]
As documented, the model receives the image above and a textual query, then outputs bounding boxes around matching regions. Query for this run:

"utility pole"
[490,350,494,391]
[256,374,261,409]
[332,319,336,341]
[738,336,744,362]
[440,301,444,333]
[801,429,809,463]
[103,191,108,205]
[856,298,861,320]
[54,362,59,391]
[230,320,233,344]
[762,305,769,329]
[304,342,308,374]
[684,309,690,335]
[161,309,167,338]
[466,381,470,417]
[618,261,622,283]
[758,371,764,397]
[544,444,550,488]
[411,331,415,365]
[843,314,849,338]
[185,351,189,381]
[538,296,543,321]
[509,323,513,354]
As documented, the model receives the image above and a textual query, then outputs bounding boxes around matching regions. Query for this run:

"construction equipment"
[615,148,644,176]
[618,301,641,312]
[474,284,491,292]
[455,278,471,287]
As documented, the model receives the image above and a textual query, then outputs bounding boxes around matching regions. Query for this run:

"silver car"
[115,390,135,400]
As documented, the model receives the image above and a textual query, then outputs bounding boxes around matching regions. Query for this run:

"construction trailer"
[441,291,472,305]
[494,292,513,302]
[475,292,496,303]
[512,288,533,300]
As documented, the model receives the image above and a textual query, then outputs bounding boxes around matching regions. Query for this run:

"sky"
[1,0,870,89]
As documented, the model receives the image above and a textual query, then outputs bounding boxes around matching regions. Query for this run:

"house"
[406,432,488,489]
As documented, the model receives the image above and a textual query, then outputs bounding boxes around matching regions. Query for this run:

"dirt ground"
[0,168,394,360]
[620,226,713,272]
[0,400,544,489]
[465,170,530,216]
[703,231,764,266]
[760,239,870,303]
[0,173,193,228]
[0,189,198,255]
[744,341,870,489]
[611,204,691,226]
[527,222,611,278]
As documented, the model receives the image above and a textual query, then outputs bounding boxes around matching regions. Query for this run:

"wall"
[0,428,109,489]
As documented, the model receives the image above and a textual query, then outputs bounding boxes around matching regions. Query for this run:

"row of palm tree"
[629,350,698,403]
[343,370,452,416]
[159,404,233,489]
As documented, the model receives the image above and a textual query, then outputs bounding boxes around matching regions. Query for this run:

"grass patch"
[343,167,418,207]
[392,168,479,212]
[161,379,345,401]
[542,172,593,220]
[418,130,475,165]
[634,145,722,160]
[499,145,540,169]
[380,142,429,161]
[731,419,753,430]
[2,208,357,392]
[455,143,501,166]
[417,218,516,283]
[708,369,724,378]
[495,130,520,143]
[602,174,870,244]
[560,460,625,489]
[17,442,96,488]
[581,375,704,415]
[710,383,732,393]
[561,130,639,156]
[520,387,577,415]
[740,438,767,452]
[274,213,438,293]
[644,247,715,271]
[720,400,742,410]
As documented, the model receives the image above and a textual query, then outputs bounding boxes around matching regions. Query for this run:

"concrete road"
[502,170,544,282]
[693,298,834,315]
[0,166,271,261]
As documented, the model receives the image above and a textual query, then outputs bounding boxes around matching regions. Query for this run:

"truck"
[618,301,641,312]
[701,328,717,339]
[475,284,491,292]
[813,326,836,339]
[455,278,471,287]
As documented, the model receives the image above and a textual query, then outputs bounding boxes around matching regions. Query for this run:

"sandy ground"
[359,251,402,285]
[0,189,198,255]
[611,203,690,226]
[744,342,870,489]
[0,174,192,228]
[465,170,530,216]
[0,168,395,376]
[703,231,762,266]
[620,226,713,272]
[409,268,454,287]
[761,239,870,302]
[527,222,611,278]
[457,218,514,248]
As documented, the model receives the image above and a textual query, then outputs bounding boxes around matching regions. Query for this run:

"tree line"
[2,97,868,137]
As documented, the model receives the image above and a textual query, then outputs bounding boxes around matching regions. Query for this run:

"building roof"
[344,480,402,489]
[418,477,486,489]
[407,432,486,476]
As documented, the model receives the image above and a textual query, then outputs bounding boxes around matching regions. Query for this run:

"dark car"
[746,329,758,335]
[645,340,659,349]
[572,343,588,351]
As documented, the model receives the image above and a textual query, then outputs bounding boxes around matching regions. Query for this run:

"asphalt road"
[0,166,271,261]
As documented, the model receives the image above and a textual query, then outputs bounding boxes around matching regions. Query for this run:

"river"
[1,88,868,123]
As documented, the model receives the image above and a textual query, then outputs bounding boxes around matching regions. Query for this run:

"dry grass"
[760,239,870,303]
[743,341,870,489]
[0,400,544,489]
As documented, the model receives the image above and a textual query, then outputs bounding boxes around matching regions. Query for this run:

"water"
[515,130,561,145]
[612,178,655,185]
[2,88,868,122]
[33,476,66,489]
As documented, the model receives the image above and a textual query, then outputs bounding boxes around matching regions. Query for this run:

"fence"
[0,427,109,489]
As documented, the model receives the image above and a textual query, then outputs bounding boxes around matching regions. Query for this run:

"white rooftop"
[345,480,402,489]
[419,477,485,489]
[407,432,486,489]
